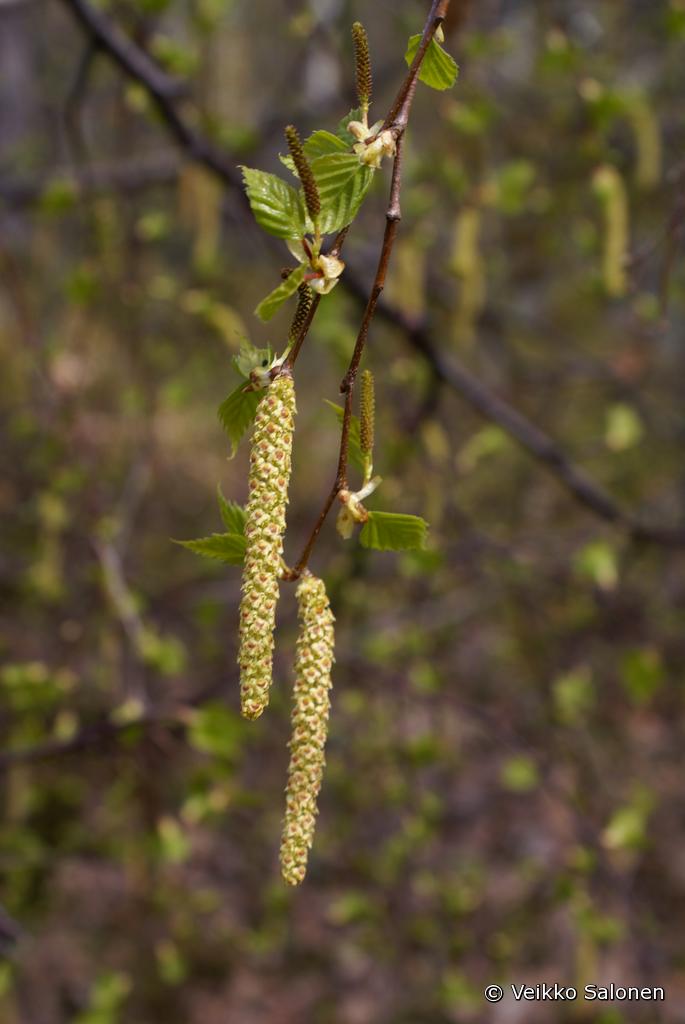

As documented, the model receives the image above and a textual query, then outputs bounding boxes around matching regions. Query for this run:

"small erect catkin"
[360,369,375,457]
[289,284,314,345]
[352,22,372,110]
[280,574,335,886]
[285,124,321,222]
[238,373,296,720]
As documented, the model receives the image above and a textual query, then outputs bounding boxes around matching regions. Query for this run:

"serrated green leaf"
[360,511,428,552]
[337,107,364,142]
[255,263,307,321]
[405,34,459,91]
[175,533,246,565]
[304,130,350,160]
[217,486,246,535]
[241,166,306,239]
[279,153,297,175]
[217,383,261,457]
[324,400,364,474]
[312,154,375,234]
[233,339,273,379]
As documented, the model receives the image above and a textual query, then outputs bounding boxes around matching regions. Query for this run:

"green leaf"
[553,667,595,725]
[279,153,297,176]
[157,816,190,865]
[217,486,246,535]
[188,702,243,759]
[620,648,664,706]
[405,34,459,91]
[217,383,261,457]
[255,263,307,321]
[602,790,654,852]
[175,533,246,565]
[324,400,364,474]
[279,132,348,179]
[337,107,364,142]
[241,166,306,239]
[575,540,618,591]
[360,512,429,552]
[500,755,540,793]
[312,154,375,234]
[605,403,643,452]
[233,339,273,379]
[488,159,536,214]
[304,130,350,160]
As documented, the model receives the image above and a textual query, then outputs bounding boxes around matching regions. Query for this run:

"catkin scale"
[280,575,335,885]
[238,373,296,720]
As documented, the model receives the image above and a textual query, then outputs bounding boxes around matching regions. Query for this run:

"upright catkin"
[238,372,296,720]
[285,125,321,222]
[352,22,372,112]
[360,369,375,457]
[280,574,335,885]
[289,285,314,345]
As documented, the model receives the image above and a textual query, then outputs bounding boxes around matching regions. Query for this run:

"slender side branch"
[289,3,448,578]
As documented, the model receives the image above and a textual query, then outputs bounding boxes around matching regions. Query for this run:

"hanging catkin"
[280,574,335,885]
[593,165,629,298]
[238,372,296,720]
[451,205,486,346]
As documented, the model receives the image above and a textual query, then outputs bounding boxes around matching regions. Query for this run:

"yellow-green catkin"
[352,22,372,114]
[450,206,486,346]
[628,95,662,190]
[285,125,320,222]
[238,372,296,720]
[280,574,335,886]
[593,165,629,298]
[360,369,375,484]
